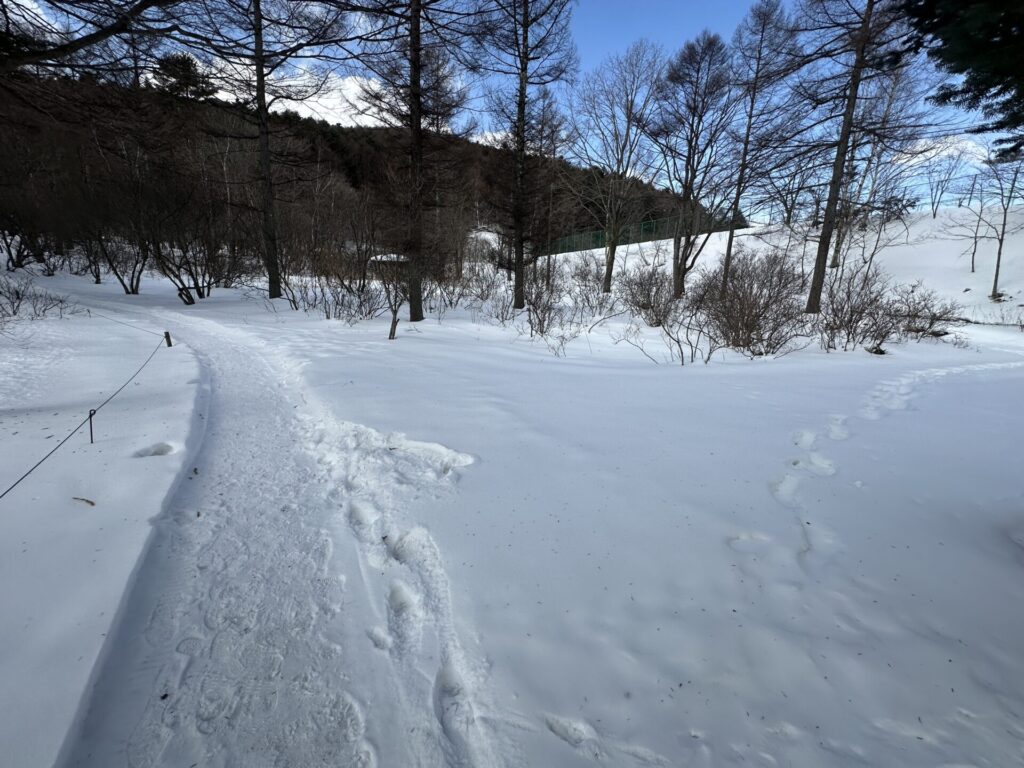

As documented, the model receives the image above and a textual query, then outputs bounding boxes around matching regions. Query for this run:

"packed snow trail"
[57,311,503,768]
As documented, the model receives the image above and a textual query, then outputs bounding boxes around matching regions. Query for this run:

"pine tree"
[153,53,216,100]
[903,0,1024,154]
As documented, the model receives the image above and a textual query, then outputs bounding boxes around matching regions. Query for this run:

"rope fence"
[86,309,167,338]
[0,326,174,502]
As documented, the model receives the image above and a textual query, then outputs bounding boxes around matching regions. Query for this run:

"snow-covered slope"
[1,208,1022,767]
[604,206,1024,325]
[879,210,1023,322]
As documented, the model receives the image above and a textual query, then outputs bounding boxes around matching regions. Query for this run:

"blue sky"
[570,0,754,72]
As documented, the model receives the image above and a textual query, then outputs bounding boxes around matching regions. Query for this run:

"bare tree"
[169,0,349,299]
[646,31,735,298]
[924,144,966,218]
[480,0,576,309]
[357,0,483,321]
[720,0,800,294]
[981,154,1023,299]
[567,39,661,293]
[0,0,176,75]
[945,172,989,273]
[795,0,907,313]
[827,64,926,271]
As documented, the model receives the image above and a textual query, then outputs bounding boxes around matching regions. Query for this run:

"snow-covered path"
[57,311,501,768]
[6,263,1021,767]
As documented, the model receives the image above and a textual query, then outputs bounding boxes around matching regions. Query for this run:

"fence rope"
[0,335,168,502]
[87,309,166,338]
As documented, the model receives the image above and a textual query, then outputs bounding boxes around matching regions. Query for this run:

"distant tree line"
[0,0,1021,319]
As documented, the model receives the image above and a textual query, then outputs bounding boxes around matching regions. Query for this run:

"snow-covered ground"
[0,315,204,767]
[2,209,1023,767]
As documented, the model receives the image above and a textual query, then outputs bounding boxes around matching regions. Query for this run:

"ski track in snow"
[58,310,503,768]
[770,359,1024,573]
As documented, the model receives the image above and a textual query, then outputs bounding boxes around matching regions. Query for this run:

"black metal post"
[88,409,97,444]
[164,331,173,348]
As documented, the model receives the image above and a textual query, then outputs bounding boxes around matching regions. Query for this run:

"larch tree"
[645,31,735,298]
[902,0,1024,155]
[720,0,800,295]
[0,0,177,75]
[795,0,907,313]
[567,39,661,294]
[169,0,350,300]
[479,0,576,309]
[357,0,484,321]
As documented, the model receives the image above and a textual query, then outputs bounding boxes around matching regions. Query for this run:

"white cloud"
[273,73,382,128]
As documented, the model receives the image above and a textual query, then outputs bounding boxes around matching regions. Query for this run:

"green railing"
[536,208,745,257]
[538,214,720,256]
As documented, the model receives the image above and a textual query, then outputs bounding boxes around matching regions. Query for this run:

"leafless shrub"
[377,266,409,341]
[696,248,809,357]
[0,273,32,317]
[817,260,899,353]
[610,320,661,363]
[660,294,726,365]
[464,261,506,305]
[473,272,520,325]
[617,256,675,328]
[339,283,389,321]
[524,270,566,337]
[94,237,148,295]
[0,274,75,321]
[433,273,472,310]
[950,332,971,349]
[518,270,582,356]
[890,281,965,339]
[568,253,615,317]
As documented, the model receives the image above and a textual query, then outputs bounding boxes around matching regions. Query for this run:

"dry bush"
[617,257,675,328]
[433,272,473,311]
[817,261,899,353]
[696,248,809,357]
[890,282,965,339]
[520,269,582,356]
[464,261,506,305]
[524,268,566,336]
[659,293,726,365]
[479,276,517,325]
[568,253,615,318]
[292,274,389,322]
[0,274,74,321]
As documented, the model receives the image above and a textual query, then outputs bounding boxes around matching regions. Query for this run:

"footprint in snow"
[545,713,672,766]
[133,441,178,458]
[771,474,801,508]
[826,414,849,440]
[790,452,837,477]
[793,429,817,450]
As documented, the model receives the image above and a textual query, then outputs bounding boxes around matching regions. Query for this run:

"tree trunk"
[805,0,874,314]
[389,307,400,339]
[407,0,425,321]
[992,216,1007,299]
[512,0,530,310]
[721,48,761,297]
[602,236,617,293]
[721,219,739,296]
[991,240,1003,299]
[253,0,282,300]
[672,233,683,298]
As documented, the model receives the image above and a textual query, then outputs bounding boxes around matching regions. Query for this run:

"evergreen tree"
[903,0,1024,154]
[153,52,216,100]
